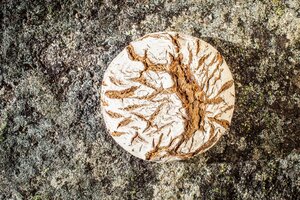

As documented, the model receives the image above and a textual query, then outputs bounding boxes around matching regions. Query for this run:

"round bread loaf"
[101,32,235,162]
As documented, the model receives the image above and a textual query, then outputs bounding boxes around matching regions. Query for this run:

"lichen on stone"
[0,0,299,199]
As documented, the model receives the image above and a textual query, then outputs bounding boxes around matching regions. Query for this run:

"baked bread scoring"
[101,32,235,162]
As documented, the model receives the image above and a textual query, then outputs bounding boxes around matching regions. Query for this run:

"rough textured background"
[0,0,299,199]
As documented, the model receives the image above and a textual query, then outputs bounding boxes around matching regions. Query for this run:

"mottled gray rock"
[0,0,299,199]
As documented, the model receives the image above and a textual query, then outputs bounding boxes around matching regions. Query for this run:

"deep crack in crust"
[101,32,235,162]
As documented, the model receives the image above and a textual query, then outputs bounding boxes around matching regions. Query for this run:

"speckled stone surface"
[0,0,299,199]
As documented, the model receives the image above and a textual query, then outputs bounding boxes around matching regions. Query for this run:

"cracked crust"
[101,32,235,162]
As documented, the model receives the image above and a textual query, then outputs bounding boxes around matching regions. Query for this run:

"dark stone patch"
[124,161,156,200]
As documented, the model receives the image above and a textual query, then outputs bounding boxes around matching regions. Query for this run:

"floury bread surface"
[101,32,235,162]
